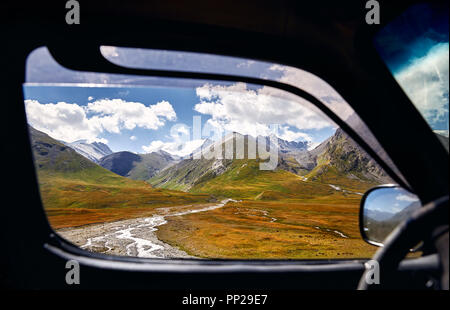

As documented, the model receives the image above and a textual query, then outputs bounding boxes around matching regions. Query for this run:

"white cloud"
[174,126,189,136]
[395,194,418,202]
[395,43,449,126]
[25,100,105,143]
[167,124,192,142]
[87,99,176,133]
[142,124,204,157]
[130,135,137,141]
[88,96,94,101]
[142,139,204,157]
[194,83,330,142]
[142,140,165,153]
[277,125,312,142]
[25,99,176,143]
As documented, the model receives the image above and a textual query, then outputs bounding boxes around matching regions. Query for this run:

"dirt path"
[57,199,235,258]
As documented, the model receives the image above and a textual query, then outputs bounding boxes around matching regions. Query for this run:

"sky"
[23,84,336,155]
[374,2,449,135]
[365,187,420,215]
[23,47,342,155]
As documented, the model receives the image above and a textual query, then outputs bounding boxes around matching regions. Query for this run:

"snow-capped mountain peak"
[65,140,113,163]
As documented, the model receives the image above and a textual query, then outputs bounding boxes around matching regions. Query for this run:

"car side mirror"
[360,185,422,247]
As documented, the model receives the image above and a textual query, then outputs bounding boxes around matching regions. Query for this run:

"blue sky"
[24,85,206,153]
[22,46,344,155]
[23,84,336,154]
[365,187,420,215]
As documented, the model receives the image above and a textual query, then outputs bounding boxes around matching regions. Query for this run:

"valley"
[29,125,389,259]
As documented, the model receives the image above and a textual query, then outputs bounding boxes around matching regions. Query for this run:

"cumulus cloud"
[142,140,165,153]
[87,99,176,133]
[194,83,330,141]
[88,96,94,101]
[142,124,204,157]
[25,99,176,143]
[142,139,204,157]
[277,126,312,142]
[130,135,137,141]
[395,43,449,126]
[25,100,105,143]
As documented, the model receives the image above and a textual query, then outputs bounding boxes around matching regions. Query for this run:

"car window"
[374,3,449,151]
[24,46,394,259]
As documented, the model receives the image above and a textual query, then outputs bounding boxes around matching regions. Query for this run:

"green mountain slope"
[30,125,126,185]
[149,133,292,191]
[149,158,233,191]
[28,126,212,228]
[303,128,391,190]
[99,150,177,181]
[149,129,390,196]
[189,159,338,200]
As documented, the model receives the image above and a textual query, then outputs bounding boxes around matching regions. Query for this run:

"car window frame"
[19,43,414,265]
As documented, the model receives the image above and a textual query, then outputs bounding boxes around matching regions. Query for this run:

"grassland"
[154,159,379,259]
[36,153,378,259]
[156,198,377,259]
[40,157,379,259]
[36,169,213,229]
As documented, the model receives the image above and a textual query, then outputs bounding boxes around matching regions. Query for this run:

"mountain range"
[149,129,391,193]
[98,150,179,180]
[58,137,179,181]
[63,131,312,185]
[30,124,392,201]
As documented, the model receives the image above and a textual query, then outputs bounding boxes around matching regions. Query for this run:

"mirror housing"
[360,185,421,247]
